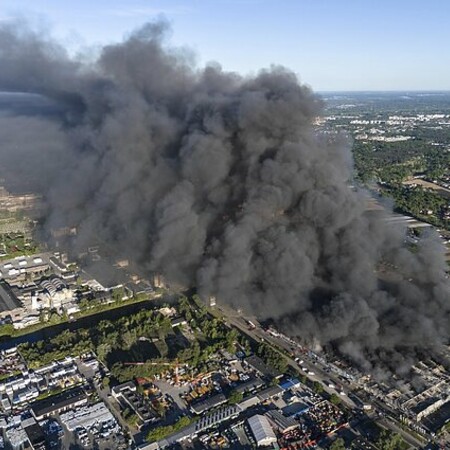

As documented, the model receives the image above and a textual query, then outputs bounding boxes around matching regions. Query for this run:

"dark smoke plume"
[0,20,448,375]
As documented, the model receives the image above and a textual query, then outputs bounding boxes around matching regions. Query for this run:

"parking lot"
[153,379,190,415]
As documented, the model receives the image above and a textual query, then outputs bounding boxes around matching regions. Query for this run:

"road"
[215,304,357,410]
[76,357,135,446]
[378,416,425,449]
[214,304,430,449]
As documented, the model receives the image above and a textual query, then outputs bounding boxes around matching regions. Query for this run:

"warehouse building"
[30,387,87,420]
[282,401,310,418]
[0,281,24,319]
[244,355,282,379]
[247,414,277,447]
[257,385,283,402]
[237,394,260,411]
[190,393,227,415]
[235,376,264,394]
[60,401,116,431]
[266,410,299,433]
[156,405,242,448]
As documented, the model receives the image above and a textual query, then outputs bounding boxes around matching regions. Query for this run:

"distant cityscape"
[319,92,450,266]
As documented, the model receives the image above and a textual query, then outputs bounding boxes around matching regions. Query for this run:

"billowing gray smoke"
[0,20,448,374]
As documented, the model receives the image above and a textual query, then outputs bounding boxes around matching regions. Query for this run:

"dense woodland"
[353,140,450,230]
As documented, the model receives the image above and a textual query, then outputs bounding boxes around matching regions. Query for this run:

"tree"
[330,393,341,406]
[313,381,324,394]
[122,408,139,428]
[102,377,110,389]
[154,401,166,418]
[225,329,238,353]
[0,323,13,337]
[146,416,195,443]
[48,310,61,324]
[376,430,404,450]
[112,287,125,302]
[178,295,191,316]
[256,342,288,373]
[79,298,90,311]
[228,390,243,404]
[329,437,346,450]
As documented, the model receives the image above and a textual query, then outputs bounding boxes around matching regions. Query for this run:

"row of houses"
[0,356,82,412]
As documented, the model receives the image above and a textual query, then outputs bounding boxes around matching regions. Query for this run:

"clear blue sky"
[1,0,449,91]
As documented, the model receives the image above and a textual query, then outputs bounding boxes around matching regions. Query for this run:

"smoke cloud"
[0,20,448,375]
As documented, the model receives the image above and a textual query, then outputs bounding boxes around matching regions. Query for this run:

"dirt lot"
[403,178,450,199]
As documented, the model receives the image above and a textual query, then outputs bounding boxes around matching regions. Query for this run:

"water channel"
[0,298,168,351]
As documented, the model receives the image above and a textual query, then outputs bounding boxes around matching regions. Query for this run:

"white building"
[60,401,116,431]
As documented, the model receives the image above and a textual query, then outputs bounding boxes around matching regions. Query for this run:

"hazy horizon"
[0,0,449,91]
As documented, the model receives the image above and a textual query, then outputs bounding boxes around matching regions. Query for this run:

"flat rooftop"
[30,387,87,418]
[244,355,282,379]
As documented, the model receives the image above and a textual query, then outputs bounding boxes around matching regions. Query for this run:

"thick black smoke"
[0,20,448,375]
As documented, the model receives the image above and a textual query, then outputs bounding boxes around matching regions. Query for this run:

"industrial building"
[237,394,260,411]
[282,402,310,418]
[0,254,49,282]
[5,424,29,450]
[112,381,158,425]
[235,376,264,394]
[257,385,284,402]
[23,421,46,450]
[247,414,277,447]
[266,410,299,433]
[60,401,116,431]
[0,280,23,320]
[244,355,282,379]
[279,378,302,391]
[190,393,227,415]
[30,387,87,420]
[153,405,242,448]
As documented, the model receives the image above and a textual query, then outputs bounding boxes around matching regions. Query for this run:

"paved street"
[213,304,432,449]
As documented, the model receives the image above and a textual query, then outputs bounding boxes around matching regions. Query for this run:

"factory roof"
[83,260,127,290]
[30,387,87,418]
[195,405,241,432]
[5,426,29,447]
[191,393,227,415]
[60,401,115,431]
[422,400,450,433]
[0,281,22,312]
[279,378,301,391]
[411,397,440,415]
[237,394,260,411]
[49,256,68,272]
[257,385,283,402]
[0,254,49,279]
[24,422,46,448]
[161,405,242,446]
[112,381,136,395]
[138,443,160,450]
[244,355,282,379]
[235,376,265,394]
[247,414,277,446]
[282,401,310,417]
[266,410,299,433]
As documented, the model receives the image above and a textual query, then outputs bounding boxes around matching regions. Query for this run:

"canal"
[0,297,170,351]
